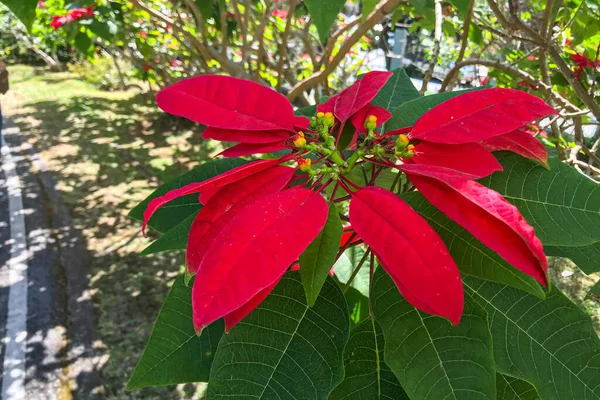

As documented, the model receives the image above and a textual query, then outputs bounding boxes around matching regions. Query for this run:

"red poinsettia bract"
[50,6,94,30]
[143,72,556,331]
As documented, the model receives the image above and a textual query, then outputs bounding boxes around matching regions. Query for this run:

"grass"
[3,65,220,399]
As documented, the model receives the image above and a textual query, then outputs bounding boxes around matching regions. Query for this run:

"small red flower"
[139,30,147,39]
[49,6,94,30]
[143,65,153,72]
[271,9,288,19]
[170,60,183,67]
[517,80,537,90]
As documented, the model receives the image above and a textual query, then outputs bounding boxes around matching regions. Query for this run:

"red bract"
[202,127,290,143]
[349,104,392,135]
[480,129,549,168]
[410,142,502,178]
[349,186,464,325]
[192,188,328,332]
[139,73,558,329]
[401,164,548,286]
[223,279,280,333]
[317,71,392,122]
[50,15,71,29]
[156,75,294,131]
[186,166,295,273]
[409,88,557,144]
[50,6,94,29]
[142,158,290,234]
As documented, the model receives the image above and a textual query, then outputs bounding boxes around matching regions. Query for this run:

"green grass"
[4,64,217,399]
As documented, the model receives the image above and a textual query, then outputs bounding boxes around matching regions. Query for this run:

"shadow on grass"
[8,91,222,399]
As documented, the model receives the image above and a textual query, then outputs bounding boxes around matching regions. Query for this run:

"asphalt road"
[0,119,100,399]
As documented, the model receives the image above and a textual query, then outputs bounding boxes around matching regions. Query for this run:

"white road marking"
[1,126,29,400]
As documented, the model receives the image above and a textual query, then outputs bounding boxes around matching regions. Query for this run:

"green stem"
[368,253,375,317]
[389,171,402,192]
[343,248,371,293]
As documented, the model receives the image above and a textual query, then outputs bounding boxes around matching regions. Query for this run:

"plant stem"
[368,252,375,316]
[343,248,372,293]
[335,232,358,262]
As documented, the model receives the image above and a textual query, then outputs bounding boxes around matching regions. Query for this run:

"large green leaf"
[1,0,38,31]
[129,158,246,233]
[371,68,420,113]
[74,31,94,56]
[344,286,370,328]
[449,0,470,14]
[372,268,496,400]
[88,20,117,41]
[384,86,488,132]
[496,374,539,400]
[330,318,409,400]
[304,0,346,43]
[207,272,349,399]
[587,279,600,302]
[127,276,223,390]
[140,210,200,256]
[480,152,600,273]
[466,276,600,399]
[195,0,212,20]
[300,204,343,306]
[401,192,545,298]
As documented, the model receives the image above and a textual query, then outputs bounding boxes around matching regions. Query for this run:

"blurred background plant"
[2,0,598,176]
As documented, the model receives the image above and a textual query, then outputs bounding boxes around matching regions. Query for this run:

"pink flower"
[271,9,287,18]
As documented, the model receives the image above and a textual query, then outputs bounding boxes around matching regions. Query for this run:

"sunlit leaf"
[207,273,349,399]
[127,276,223,390]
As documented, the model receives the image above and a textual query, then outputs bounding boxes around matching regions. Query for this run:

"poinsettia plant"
[127,69,600,399]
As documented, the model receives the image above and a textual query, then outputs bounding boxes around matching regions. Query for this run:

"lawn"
[2,65,221,399]
[3,64,599,399]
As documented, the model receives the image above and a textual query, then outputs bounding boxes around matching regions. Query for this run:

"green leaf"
[496,374,539,400]
[449,0,470,14]
[361,0,379,20]
[371,268,496,400]
[207,272,349,399]
[330,318,409,400]
[337,121,357,151]
[371,68,420,119]
[384,86,488,132]
[1,0,38,32]
[305,0,346,43]
[587,279,600,302]
[195,0,212,20]
[295,104,316,117]
[480,152,600,273]
[127,276,223,390]
[401,192,545,298]
[465,276,600,399]
[140,210,200,256]
[74,31,93,56]
[344,286,370,327]
[88,20,116,41]
[129,158,246,233]
[300,204,343,306]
